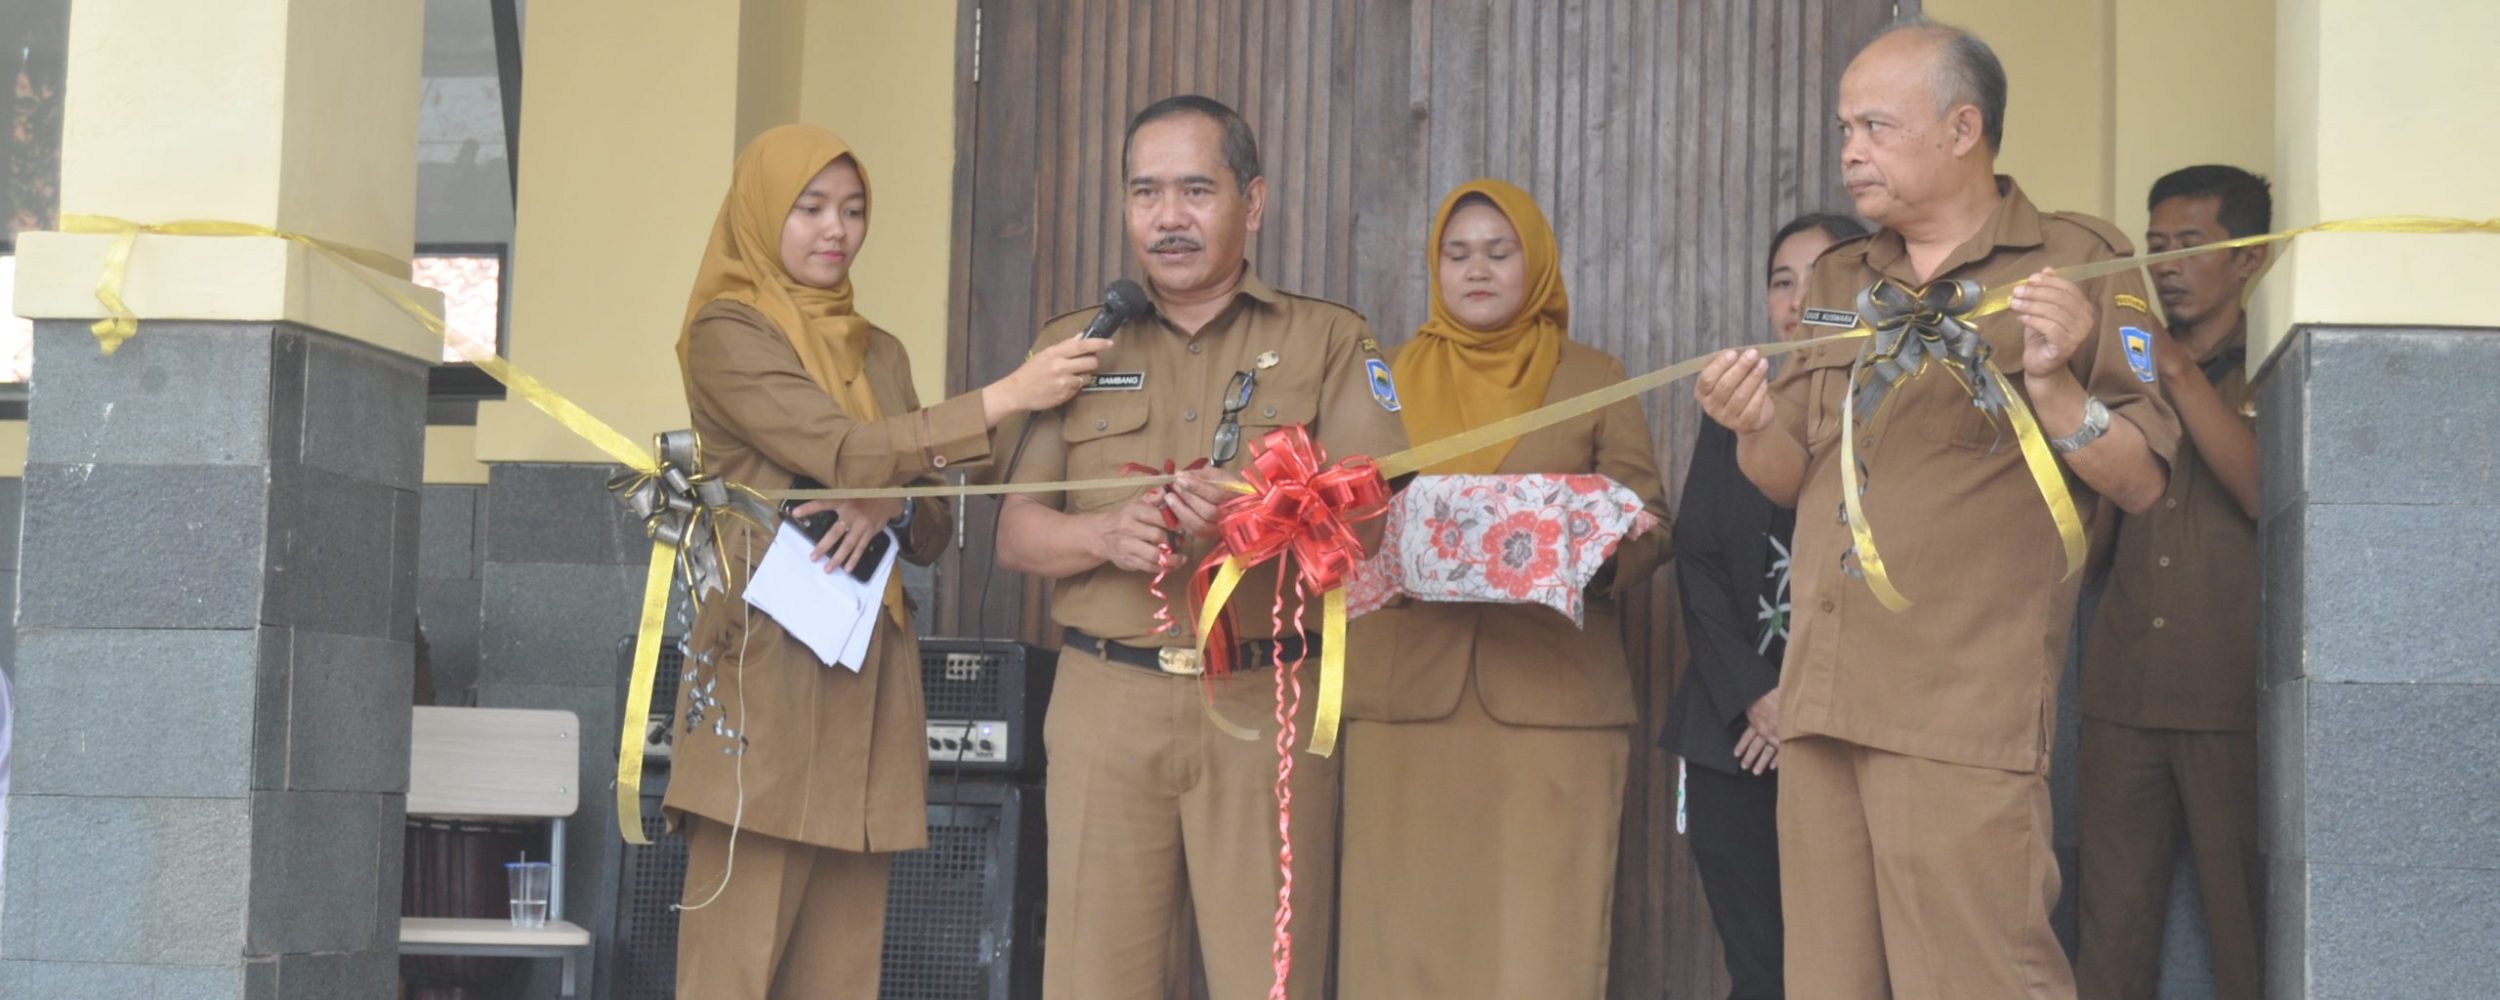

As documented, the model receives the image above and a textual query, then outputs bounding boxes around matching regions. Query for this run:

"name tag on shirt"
[1084,372,1145,392]
[1802,307,1861,329]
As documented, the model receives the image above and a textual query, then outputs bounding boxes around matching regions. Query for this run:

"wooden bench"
[400,707,592,995]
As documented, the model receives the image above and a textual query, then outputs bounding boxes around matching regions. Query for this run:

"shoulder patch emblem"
[2120,326,2158,383]
[1365,358,1402,412]
[1802,307,1861,329]
[2113,293,2155,316]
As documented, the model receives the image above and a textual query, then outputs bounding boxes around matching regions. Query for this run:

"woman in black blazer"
[1660,211,1866,1000]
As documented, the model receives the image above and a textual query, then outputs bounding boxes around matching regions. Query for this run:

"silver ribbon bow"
[607,430,774,608]
[1848,278,2008,444]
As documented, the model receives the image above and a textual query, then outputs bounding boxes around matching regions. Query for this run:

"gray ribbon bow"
[607,429,774,609]
[1849,278,2007,444]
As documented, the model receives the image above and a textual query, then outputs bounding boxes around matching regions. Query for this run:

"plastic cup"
[505,860,553,928]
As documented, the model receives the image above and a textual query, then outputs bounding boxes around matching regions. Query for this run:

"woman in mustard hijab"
[1337,180,1671,999]
[667,124,1106,1000]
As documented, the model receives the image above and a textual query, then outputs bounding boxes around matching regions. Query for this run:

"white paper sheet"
[742,522,899,672]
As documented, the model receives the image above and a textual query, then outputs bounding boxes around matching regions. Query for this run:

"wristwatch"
[2049,396,2111,454]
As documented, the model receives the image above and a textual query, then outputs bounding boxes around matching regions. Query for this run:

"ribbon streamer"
[54,210,2497,854]
[603,430,774,843]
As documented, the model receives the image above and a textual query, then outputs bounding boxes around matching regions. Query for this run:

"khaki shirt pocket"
[1061,395,1153,511]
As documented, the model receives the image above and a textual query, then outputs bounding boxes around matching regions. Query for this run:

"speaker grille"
[615,790,685,1000]
[921,648,1006,720]
[880,796,1009,999]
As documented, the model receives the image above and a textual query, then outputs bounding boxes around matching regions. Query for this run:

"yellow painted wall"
[2111,0,2275,241]
[1925,0,2117,220]
[2254,0,2500,361]
[469,0,747,465]
[464,0,958,472]
[798,0,960,408]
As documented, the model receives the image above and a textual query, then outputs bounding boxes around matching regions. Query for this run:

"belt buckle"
[1156,647,1202,676]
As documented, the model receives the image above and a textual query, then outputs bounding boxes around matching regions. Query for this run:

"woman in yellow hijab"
[1337,179,1672,1000]
[667,124,1106,1000]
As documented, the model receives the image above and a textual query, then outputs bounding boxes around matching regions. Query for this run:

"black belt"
[1062,628,1317,677]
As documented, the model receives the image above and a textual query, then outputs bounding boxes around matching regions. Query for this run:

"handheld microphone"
[1078,279,1151,339]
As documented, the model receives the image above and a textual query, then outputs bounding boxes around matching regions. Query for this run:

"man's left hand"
[1164,467,1244,538]
[2010,267,2096,379]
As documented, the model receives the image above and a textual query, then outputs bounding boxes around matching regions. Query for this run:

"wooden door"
[937,2,1909,995]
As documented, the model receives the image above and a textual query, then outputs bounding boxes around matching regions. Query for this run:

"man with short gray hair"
[1696,20,2180,998]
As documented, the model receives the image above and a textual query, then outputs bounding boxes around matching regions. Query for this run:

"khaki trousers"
[2076,718,2263,1000]
[1041,649,1339,1000]
[1335,683,1630,1000]
[673,816,893,1000]
[1779,735,2074,1000]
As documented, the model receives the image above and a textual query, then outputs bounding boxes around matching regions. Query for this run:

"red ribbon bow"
[1188,426,1389,674]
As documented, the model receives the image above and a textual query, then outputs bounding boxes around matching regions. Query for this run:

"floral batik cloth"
[1346,473,1645,626]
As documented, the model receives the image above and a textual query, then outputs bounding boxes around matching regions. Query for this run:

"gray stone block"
[2254,334,2306,525]
[267,325,308,472]
[483,462,648,566]
[267,950,398,1000]
[263,463,402,638]
[9,627,263,798]
[24,320,276,468]
[478,562,644,686]
[0,475,24,568]
[419,484,481,580]
[2303,861,2500,999]
[2260,676,2306,862]
[2301,328,2500,508]
[416,577,484,704]
[2266,856,2307,1000]
[293,331,428,491]
[390,487,421,640]
[0,959,247,1000]
[0,795,252,964]
[17,462,269,629]
[0,571,17,681]
[2301,503,2500,685]
[279,631,414,794]
[245,790,397,955]
[254,627,293,791]
[2156,841,2217,999]
[2258,500,2305,690]
[2302,681,2500,869]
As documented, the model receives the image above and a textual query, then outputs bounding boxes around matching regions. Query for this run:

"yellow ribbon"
[58,212,2496,833]
[1187,556,1265,742]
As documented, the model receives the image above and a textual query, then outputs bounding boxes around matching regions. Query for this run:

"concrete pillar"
[0,1,432,997]
[2260,2,2500,997]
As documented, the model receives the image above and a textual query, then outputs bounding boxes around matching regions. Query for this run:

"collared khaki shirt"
[1769,177,2183,773]
[2082,325,2258,731]
[1007,267,1411,646]
[668,300,992,852]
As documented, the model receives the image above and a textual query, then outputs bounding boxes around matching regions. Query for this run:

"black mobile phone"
[784,478,894,583]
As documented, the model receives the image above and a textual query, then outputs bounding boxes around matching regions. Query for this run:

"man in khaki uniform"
[1696,21,2181,998]
[2075,165,2270,1000]
[995,95,1408,1000]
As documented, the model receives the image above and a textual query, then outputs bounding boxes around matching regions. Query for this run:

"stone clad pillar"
[2260,2,2500,997]
[1,1,433,997]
